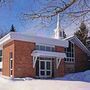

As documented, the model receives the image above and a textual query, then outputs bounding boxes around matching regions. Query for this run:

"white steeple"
[54,14,64,39]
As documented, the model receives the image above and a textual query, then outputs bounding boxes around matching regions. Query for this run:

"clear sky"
[0,0,89,37]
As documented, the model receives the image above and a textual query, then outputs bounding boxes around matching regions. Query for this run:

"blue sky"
[0,0,89,37]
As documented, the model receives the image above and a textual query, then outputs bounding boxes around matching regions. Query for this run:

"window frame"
[10,52,13,77]
[36,44,55,52]
[65,41,75,63]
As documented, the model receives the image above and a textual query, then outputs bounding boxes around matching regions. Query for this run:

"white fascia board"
[0,33,12,47]
[10,32,68,47]
[31,50,66,58]
[64,35,74,40]
[74,37,90,56]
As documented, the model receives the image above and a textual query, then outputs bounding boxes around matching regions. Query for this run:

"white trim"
[31,50,66,58]
[56,58,61,69]
[65,35,90,56]
[10,57,13,77]
[10,69,13,70]
[10,58,13,61]
[0,32,68,48]
[39,60,52,78]
[33,56,38,68]
[0,33,12,48]
[36,43,55,47]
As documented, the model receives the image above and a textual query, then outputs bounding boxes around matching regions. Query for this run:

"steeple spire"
[57,13,60,29]
[54,14,65,39]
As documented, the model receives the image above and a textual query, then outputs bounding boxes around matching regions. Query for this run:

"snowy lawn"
[0,70,89,90]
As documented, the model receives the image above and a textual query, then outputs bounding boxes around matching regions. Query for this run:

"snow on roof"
[64,35,90,56]
[0,32,68,48]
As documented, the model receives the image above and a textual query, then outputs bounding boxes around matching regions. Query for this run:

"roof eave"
[0,33,13,49]
[65,35,90,56]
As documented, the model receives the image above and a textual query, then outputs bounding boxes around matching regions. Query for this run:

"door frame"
[39,60,52,78]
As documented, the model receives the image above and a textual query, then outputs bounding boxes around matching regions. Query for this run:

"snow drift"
[54,70,90,82]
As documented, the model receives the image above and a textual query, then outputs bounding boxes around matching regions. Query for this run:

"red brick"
[2,41,14,77]
[75,45,88,72]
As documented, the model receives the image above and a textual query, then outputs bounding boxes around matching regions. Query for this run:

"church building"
[0,14,90,78]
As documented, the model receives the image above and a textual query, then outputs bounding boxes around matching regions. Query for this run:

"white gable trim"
[65,35,90,56]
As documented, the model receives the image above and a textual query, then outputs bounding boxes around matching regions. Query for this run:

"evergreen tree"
[63,30,66,38]
[74,22,88,45]
[10,24,16,32]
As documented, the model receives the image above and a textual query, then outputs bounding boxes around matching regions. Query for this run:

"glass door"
[39,60,52,78]
[46,61,52,77]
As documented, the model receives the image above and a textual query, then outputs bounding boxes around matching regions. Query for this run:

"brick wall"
[14,40,35,78]
[75,45,88,72]
[2,41,65,78]
[64,63,75,74]
[54,59,65,77]
[2,40,36,78]
[55,46,64,52]
[2,41,14,77]
[54,46,65,77]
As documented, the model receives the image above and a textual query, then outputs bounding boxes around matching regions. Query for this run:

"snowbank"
[54,70,90,82]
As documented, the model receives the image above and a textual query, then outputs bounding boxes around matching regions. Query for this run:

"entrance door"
[39,60,52,78]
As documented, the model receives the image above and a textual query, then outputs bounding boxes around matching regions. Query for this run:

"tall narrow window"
[0,50,2,62]
[10,52,13,77]
[65,41,75,63]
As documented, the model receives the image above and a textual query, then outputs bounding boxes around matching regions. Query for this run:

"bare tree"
[0,0,12,7]
[23,0,90,23]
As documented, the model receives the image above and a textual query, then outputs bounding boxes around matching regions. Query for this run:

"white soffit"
[0,32,68,47]
[31,50,66,58]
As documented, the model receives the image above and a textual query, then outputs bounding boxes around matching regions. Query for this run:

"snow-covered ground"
[0,70,89,90]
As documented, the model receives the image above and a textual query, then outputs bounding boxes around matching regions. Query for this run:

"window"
[52,47,55,52]
[46,46,51,51]
[10,52,13,69]
[10,52,13,59]
[65,41,75,63]
[40,46,45,51]
[10,60,13,69]
[36,45,55,52]
[46,62,50,70]
[0,50,2,62]
[36,45,39,50]
[10,52,13,76]
[40,61,45,69]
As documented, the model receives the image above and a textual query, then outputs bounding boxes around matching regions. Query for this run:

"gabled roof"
[0,32,68,48]
[65,35,90,56]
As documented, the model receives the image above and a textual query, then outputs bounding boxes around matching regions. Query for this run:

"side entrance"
[36,57,52,78]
